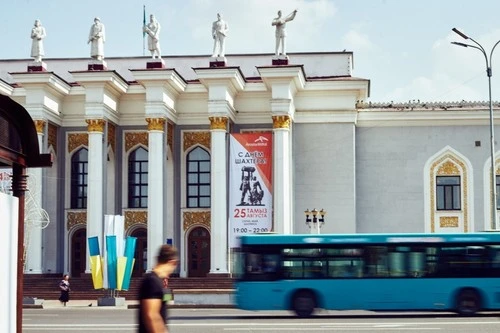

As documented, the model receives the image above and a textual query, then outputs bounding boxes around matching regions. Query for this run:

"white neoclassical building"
[1,52,499,279]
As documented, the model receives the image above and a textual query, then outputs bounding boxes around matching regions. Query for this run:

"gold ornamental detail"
[86,119,106,133]
[124,210,148,230]
[67,211,87,230]
[430,154,468,233]
[183,131,210,152]
[68,133,88,153]
[183,211,211,231]
[272,115,291,129]
[34,120,46,134]
[437,161,460,175]
[107,122,116,152]
[439,216,459,228]
[125,131,148,152]
[146,117,166,131]
[48,122,57,153]
[209,116,228,131]
[167,122,174,152]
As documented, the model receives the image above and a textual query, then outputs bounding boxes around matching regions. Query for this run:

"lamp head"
[452,28,469,40]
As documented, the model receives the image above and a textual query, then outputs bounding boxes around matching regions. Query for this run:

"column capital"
[146,117,166,131]
[272,115,291,129]
[209,116,228,131]
[34,120,46,134]
[86,119,106,132]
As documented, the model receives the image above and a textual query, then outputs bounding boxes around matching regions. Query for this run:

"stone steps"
[23,274,234,300]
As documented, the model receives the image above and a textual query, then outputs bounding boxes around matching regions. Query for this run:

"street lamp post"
[452,28,500,230]
[304,208,326,234]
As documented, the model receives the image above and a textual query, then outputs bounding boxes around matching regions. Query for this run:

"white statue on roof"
[143,14,161,59]
[272,9,298,57]
[88,17,105,61]
[212,13,229,58]
[30,19,46,62]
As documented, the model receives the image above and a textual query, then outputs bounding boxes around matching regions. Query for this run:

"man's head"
[277,10,282,17]
[155,244,178,278]
[94,17,100,24]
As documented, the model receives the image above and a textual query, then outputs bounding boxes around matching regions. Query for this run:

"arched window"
[70,148,88,209]
[128,147,148,208]
[187,147,210,208]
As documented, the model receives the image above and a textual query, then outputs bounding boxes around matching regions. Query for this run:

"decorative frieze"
[67,211,87,230]
[67,133,88,153]
[209,116,228,131]
[183,131,210,152]
[146,117,166,131]
[439,216,459,228]
[124,210,148,230]
[183,211,211,231]
[86,119,106,133]
[125,131,148,152]
[34,120,45,134]
[272,115,291,129]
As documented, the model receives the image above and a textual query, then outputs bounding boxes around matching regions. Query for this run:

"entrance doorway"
[131,228,147,277]
[71,228,86,277]
[187,227,210,277]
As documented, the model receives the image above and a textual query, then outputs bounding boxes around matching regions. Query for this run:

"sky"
[2,0,500,103]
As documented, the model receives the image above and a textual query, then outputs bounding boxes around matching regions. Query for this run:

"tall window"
[128,147,148,208]
[187,147,210,208]
[70,148,88,209]
[436,176,461,210]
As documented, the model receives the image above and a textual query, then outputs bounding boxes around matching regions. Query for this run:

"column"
[209,116,229,275]
[272,115,292,234]
[25,120,45,273]
[146,117,166,272]
[85,119,105,272]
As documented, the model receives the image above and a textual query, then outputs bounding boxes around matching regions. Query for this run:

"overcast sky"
[2,0,500,103]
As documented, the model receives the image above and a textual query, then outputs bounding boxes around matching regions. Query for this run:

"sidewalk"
[24,299,234,309]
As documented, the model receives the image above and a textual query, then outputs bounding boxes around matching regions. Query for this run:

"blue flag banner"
[106,235,118,290]
[122,236,137,290]
[88,236,100,256]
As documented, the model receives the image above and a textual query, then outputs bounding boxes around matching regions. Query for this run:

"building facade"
[0,52,498,278]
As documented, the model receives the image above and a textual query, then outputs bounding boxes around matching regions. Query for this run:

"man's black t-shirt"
[138,272,166,333]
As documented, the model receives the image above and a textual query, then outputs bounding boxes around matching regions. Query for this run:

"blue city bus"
[233,233,500,317]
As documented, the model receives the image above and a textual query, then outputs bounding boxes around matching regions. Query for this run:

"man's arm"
[284,10,297,22]
[141,298,167,333]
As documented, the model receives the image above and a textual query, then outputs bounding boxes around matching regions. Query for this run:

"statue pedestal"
[88,60,107,71]
[272,55,289,66]
[146,58,165,69]
[97,297,126,307]
[209,57,227,67]
[27,61,47,72]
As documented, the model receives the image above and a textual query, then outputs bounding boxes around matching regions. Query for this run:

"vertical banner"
[229,133,273,247]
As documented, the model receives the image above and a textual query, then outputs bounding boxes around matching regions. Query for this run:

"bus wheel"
[292,290,316,317]
[456,289,481,316]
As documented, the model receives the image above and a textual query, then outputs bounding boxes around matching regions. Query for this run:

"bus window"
[365,246,389,277]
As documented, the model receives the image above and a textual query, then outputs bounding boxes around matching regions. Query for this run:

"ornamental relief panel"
[67,211,87,230]
[183,131,210,152]
[68,133,88,153]
[124,210,148,230]
[439,216,459,228]
[429,154,468,233]
[183,211,211,231]
[167,122,174,152]
[108,122,116,152]
[48,122,58,154]
[125,131,148,152]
